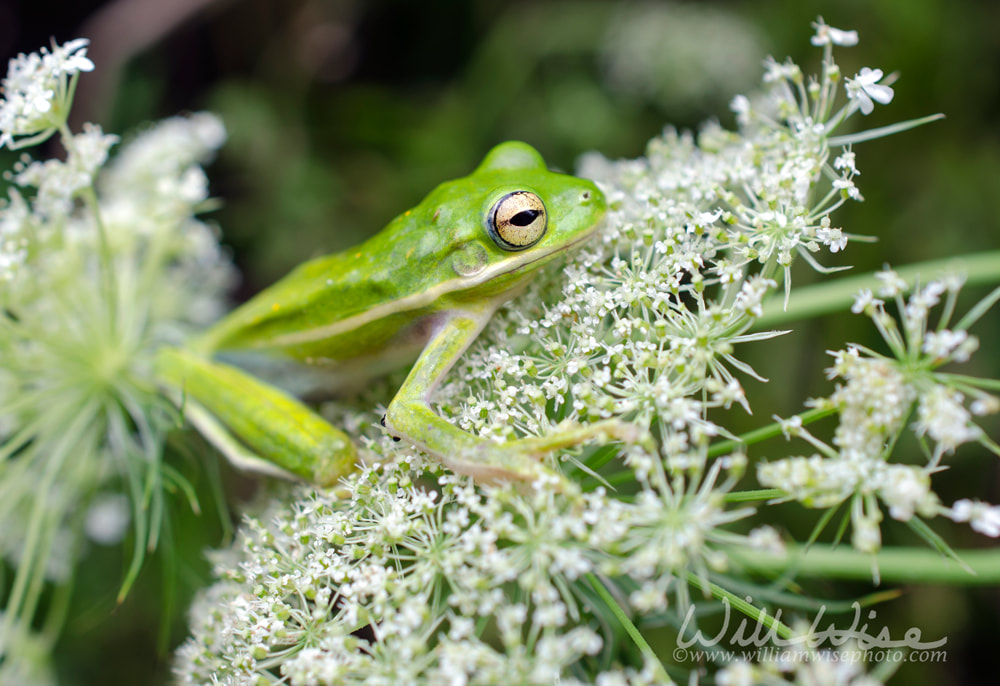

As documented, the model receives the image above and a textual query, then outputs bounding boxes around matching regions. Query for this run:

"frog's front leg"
[384,308,637,487]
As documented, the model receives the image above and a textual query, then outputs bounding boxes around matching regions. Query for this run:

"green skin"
[157,142,630,488]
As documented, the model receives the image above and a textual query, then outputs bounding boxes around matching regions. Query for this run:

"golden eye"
[488,191,547,251]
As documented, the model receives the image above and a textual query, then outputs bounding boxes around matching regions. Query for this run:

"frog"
[156,141,633,489]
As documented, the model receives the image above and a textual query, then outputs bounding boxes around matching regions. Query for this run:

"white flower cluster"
[0,109,233,324]
[174,456,756,685]
[97,112,234,327]
[829,350,915,461]
[0,39,98,278]
[0,39,235,680]
[13,123,118,220]
[0,38,94,149]
[100,111,227,216]
[758,271,1000,550]
[948,499,1000,537]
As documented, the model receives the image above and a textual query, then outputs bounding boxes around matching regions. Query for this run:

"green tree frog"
[157,142,630,488]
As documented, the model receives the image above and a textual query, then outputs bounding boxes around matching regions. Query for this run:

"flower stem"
[707,406,837,458]
[756,250,1000,328]
[726,543,1000,584]
[60,122,119,332]
[685,571,795,640]
[82,185,117,332]
[585,573,669,680]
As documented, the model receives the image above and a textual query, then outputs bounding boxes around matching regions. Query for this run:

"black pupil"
[510,209,540,227]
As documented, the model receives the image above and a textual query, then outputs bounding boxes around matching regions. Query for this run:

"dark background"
[1,0,997,683]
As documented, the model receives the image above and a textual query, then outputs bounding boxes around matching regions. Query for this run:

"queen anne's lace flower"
[759,272,998,553]
[846,67,894,115]
[914,385,982,453]
[811,18,859,47]
[0,39,94,148]
[14,124,118,220]
[0,39,232,681]
[948,499,1000,537]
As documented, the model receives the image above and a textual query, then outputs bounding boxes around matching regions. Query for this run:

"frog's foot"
[514,418,645,454]
[443,444,574,492]
[439,418,643,493]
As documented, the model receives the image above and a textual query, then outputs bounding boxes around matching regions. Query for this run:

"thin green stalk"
[756,251,1000,328]
[585,573,668,679]
[1,403,98,645]
[685,571,795,641]
[41,568,75,646]
[723,488,785,504]
[707,406,837,458]
[727,543,1000,584]
[81,185,118,333]
[956,284,1000,331]
[940,373,1000,392]
[62,117,119,335]
[828,113,946,147]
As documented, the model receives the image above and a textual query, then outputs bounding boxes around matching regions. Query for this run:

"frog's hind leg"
[156,347,357,487]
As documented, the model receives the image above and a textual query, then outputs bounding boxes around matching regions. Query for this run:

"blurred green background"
[1,0,998,683]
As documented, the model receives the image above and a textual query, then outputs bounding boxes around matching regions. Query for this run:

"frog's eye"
[488,191,547,251]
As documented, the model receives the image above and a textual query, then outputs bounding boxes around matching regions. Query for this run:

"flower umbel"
[0,38,94,149]
[758,272,1000,553]
[0,40,233,678]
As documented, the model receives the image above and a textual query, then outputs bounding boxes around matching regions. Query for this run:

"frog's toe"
[442,444,572,491]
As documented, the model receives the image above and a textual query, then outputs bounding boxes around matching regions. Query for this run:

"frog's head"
[421,141,606,297]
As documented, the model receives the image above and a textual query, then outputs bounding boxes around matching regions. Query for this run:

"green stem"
[1,404,97,646]
[755,251,1000,328]
[82,185,118,332]
[686,571,795,640]
[727,543,1000,585]
[41,575,75,647]
[708,406,837,458]
[723,488,785,504]
[585,573,669,679]
[60,121,119,333]
[828,113,946,147]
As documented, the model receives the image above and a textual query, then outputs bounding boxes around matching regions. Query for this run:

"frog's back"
[195,228,437,363]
